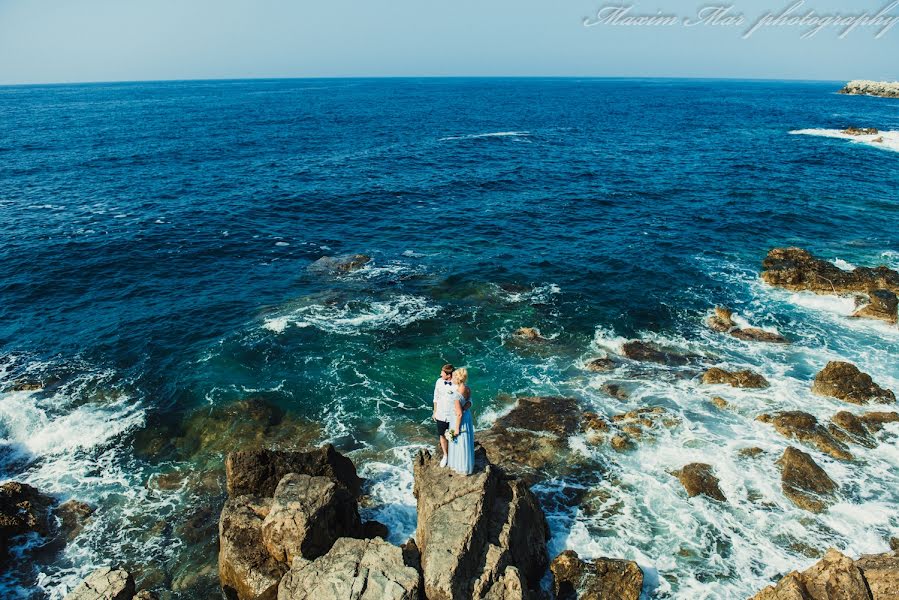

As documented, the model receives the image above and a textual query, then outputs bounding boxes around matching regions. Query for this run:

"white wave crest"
[263,295,440,335]
[439,131,530,141]
[790,128,899,153]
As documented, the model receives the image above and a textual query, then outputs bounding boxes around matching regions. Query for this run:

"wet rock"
[858,411,899,432]
[63,567,136,600]
[0,481,54,561]
[853,289,899,323]
[621,341,692,366]
[738,447,765,458]
[702,367,769,389]
[226,445,362,498]
[413,449,548,600]
[707,307,735,332]
[758,411,853,460]
[550,550,643,600]
[872,136,885,143]
[308,254,371,274]
[610,407,680,441]
[610,435,634,452]
[513,327,546,341]
[261,474,361,563]
[277,537,420,600]
[134,591,158,600]
[584,357,617,372]
[856,551,899,599]
[362,520,389,540]
[711,396,729,409]
[761,247,899,295]
[890,538,899,552]
[730,328,789,344]
[829,411,877,448]
[56,499,94,542]
[493,396,580,437]
[811,361,895,405]
[777,447,837,513]
[750,548,885,600]
[843,126,880,135]
[671,463,726,502]
[219,495,286,600]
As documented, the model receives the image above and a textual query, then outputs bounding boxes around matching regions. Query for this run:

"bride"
[446,367,475,475]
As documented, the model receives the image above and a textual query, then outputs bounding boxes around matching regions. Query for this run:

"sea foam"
[790,128,899,153]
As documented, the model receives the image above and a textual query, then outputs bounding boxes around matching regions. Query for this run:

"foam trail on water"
[790,128,899,153]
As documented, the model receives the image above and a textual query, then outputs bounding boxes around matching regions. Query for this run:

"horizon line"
[0,74,852,88]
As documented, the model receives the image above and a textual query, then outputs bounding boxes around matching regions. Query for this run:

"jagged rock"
[839,80,899,98]
[494,396,580,437]
[226,445,362,498]
[707,307,735,332]
[362,520,389,540]
[219,495,286,600]
[829,411,877,449]
[738,447,765,458]
[853,289,898,324]
[484,566,532,600]
[63,567,136,600]
[308,254,371,274]
[730,328,789,344]
[777,447,837,513]
[413,449,548,600]
[762,248,899,294]
[711,396,729,409]
[811,362,895,405]
[277,537,420,600]
[513,327,546,341]
[843,127,880,135]
[610,407,679,442]
[702,367,769,389]
[0,481,54,560]
[134,591,158,600]
[758,411,853,460]
[550,550,643,600]
[859,411,899,432]
[601,382,630,401]
[610,435,634,452]
[56,499,94,541]
[750,548,893,600]
[584,357,616,372]
[672,463,726,502]
[621,341,693,366]
[261,474,361,563]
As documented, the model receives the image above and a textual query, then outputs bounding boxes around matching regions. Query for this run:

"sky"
[0,0,897,84]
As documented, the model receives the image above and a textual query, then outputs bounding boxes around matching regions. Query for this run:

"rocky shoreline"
[838,80,899,99]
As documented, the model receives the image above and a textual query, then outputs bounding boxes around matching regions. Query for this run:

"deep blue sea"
[1,78,898,599]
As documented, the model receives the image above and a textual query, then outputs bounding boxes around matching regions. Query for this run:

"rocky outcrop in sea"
[838,80,899,98]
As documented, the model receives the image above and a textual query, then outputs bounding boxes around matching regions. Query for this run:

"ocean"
[1,78,897,599]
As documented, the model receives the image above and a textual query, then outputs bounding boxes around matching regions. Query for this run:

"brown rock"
[493,396,580,437]
[672,463,726,502]
[777,447,837,513]
[226,445,363,498]
[738,447,765,458]
[730,328,789,344]
[858,411,899,432]
[550,550,643,600]
[219,495,286,600]
[829,411,877,448]
[853,289,899,324]
[584,358,617,372]
[513,327,545,341]
[0,481,54,560]
[761,411,853,461]
[707,306,735,332]
[308,254,371,274]
[621,340,693,366]
[56,499,94,542]
[610,435,634,452]
[843,127,879,135]
[811,362,895,405]
[601,383,630,401]
[702,367,769,389]
[761,247,899,295]
[856,551,899,599]
[63,567,136,600]
[711,396,729,409]
[750,548,873,600]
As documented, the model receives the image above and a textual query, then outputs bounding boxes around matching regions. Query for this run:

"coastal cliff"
[838,80,899,98]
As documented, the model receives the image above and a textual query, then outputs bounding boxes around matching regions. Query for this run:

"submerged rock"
[852,289,899,324]
[757,411,853,460]
[308,254,371,274]
[226,445,363,498]
[413,448,548,600]
[811,361,895,405]
[707,307,789,343]
[702,367,769,389]
[829,411,877,449]
[513,327,546,341]
[671,463,726,502]
[761,247,899,295]
[707,306,735,332]
[550,550,643,600]
[63,567,136,600]
[620,341,694,366]
[0,481,54,562]
[750,547,899,600]
[777,447,837,513]
[277,537,421,600]
[56,499,94,542]
[583,357,617,372]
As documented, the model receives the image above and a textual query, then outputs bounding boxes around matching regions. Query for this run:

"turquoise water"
[1,78,898,598]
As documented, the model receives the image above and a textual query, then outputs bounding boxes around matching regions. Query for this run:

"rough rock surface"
[761,247,899,295]
[859,411,899,432]
[838,80,899,98]
[843,126,880,135]
[219,495,286,600]
[512,327,547,342]
[757,411,853,460]
[707,307,789,343]
[226,445,363,498]
[0,481,54,560]
[550,550,643,600]
[583,357,617,372]
[413,448,548,600]
[750,547,899,600]
[277,537,421,600]
[261,474,361,563]
[707,307,735,332]
[56,499,94,542]
[308,254,371,274]
[811,362,895,405]
[63,567,136,600]
[621,340,693,366]
[777,447,837,513]
[702,367,769,389]
[853,289,899,323]
[672,463,726,502]
[829,411,877,449]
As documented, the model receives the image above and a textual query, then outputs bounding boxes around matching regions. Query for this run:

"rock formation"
[226,445,363,498]
[776,447,837,513]
[550,550,643,600]
[853,289,899,324]
[707,307,789,343]
[63,567,137,600]
[702,367,769,389]
[413,448,549,599]
[1,481,54,562]
[838,80,899,98]
[811,362,895,405]
[842,127,880,136]
[756,412,853,460]
[583,357,617,372]
[750,547,899,600]
[308,254,371,274]
[671,463,726,502]
[620,340,694,366]
[761,248,899,295]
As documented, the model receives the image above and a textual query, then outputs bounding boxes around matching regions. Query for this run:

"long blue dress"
[447,389,475,475]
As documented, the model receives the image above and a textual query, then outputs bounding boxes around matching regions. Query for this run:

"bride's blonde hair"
[452,367,468,385]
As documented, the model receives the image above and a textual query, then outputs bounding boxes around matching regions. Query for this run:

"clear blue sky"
[0,0,897,84]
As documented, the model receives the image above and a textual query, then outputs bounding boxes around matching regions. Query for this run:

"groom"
[433,363,455,467]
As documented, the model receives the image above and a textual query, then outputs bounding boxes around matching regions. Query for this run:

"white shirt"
[433,378,456,422]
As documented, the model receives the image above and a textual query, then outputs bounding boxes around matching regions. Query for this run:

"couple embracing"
[432,364,475,475]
